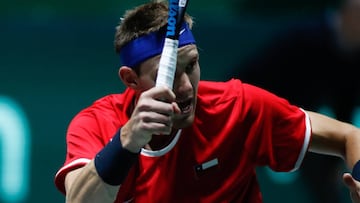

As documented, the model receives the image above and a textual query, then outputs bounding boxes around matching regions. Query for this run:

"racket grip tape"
[155,38,179,88]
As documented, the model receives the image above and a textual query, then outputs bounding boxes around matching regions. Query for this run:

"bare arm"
[65,161,120,203]
[63,87,179,202]
[307,110,360,168]
[307,110,360,203]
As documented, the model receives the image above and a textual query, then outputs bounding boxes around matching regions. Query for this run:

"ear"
[118,66,139,89]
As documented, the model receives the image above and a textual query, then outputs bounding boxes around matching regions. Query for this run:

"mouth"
[176,98,193,114]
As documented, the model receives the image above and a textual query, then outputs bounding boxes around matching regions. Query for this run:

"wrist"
[94,128,139,185]
[120,124,145,153]
[119,135,140,154]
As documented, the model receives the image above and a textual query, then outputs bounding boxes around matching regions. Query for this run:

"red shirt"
[55,79,311,202]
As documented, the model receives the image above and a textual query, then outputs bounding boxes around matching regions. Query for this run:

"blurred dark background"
[0,0,355,202]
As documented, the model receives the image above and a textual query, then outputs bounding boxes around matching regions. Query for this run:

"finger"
[140,118,173,135]
[136,95,175,116]
[155,99,177,116]
[150,86,176,103]
[141,111,173,126]
[137,88,176,115]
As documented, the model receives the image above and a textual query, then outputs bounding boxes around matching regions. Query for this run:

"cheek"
[191,68,200,86]
[145,79,156,88]
[138,76,156,91]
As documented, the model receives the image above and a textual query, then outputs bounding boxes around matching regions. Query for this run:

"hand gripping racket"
[155,0,190,89]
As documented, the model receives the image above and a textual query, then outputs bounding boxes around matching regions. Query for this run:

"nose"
[173,72,192,94]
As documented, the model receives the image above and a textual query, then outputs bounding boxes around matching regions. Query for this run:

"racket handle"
[155,38,179,89]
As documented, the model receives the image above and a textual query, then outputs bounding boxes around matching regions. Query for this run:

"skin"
[119,44,200,152]
[64,44,360,202]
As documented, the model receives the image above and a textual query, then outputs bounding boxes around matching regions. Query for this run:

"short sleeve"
[242,83,311,172]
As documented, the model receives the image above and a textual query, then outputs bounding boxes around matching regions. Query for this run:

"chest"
[133,130,252,201]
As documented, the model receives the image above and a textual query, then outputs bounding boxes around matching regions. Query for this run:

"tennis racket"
[155,0,190,89]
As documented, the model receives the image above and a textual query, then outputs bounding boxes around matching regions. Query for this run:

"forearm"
[65,129,139,202]
[307,111,360,168]
[65,161,119,203]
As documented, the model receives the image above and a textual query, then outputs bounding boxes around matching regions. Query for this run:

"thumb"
[172,102,181,114]
[343,172,357,188]
[343,173,360,203]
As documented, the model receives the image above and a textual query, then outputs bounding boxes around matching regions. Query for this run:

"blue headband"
[120,22,196,68]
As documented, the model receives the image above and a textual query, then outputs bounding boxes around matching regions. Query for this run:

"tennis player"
[55,1,360,202]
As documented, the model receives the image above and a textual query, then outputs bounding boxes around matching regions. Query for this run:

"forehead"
[177,44,198,65]
[178,44,198,57]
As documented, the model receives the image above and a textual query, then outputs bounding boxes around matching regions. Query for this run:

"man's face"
[136,44,200,129]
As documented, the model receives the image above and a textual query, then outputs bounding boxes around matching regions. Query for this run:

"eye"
[185,61,197,73]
